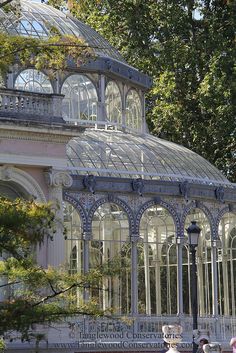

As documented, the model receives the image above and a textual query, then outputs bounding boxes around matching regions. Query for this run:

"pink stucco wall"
[0,138,66,159]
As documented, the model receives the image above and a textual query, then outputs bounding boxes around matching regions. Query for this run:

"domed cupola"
[1,0,151,134]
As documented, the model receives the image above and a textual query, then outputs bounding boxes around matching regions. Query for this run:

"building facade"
[0,1,235,352]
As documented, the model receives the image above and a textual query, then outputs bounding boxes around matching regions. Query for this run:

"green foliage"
[0,198,55,258]
[0,32,94,83]
[0,198,106,347]
[68,0,236,182]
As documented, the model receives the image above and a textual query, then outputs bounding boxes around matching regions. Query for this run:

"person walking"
[197,338,209,353]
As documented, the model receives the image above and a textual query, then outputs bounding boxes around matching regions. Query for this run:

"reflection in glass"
[62,74,97,123]
[126,89,142,130]
[105,81,122,125]
[14,69,52,93]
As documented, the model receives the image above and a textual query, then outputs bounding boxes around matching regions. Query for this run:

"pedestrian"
[197,338,209,353]
[230,337,236,353]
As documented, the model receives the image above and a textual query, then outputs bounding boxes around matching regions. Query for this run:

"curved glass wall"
[91,203,130,313]
[218,212,236,316]
[184,209,211,316]
[105,81,122,125]
[14,69,53,93]
[61,74,98,124]
[139,206,176,315]
[126,89,142,131]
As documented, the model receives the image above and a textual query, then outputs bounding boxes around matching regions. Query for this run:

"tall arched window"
[61,74,98,123]
[139,206,176,315]
[91,203,129,314]
[105,81,122,125]
[14,69,52,93]
[218,212,236,316]
[184,209,211,316]
[125,89,142,131]
[64,202,83,275]
[64,202,83,305]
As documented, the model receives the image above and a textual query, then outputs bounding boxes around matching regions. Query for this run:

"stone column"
[131,234,140,315]
[211,239,219,317]
[143,240,151,315]
[177,237,184,315]
[44,169,73,267]
[82,231,91,302]
[98,74,106,121]
[122,84,126,131]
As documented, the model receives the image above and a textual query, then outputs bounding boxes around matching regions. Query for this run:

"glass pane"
[90,203,130,314]
[126,89,142,131]
[14,69,52,93]
[218,213,236,316]
[105,81,122,125]
[67,129,229,184]
[61,74,97,123]
[184,209,212,316]
[64,202,83,274]
[139,206,176,315]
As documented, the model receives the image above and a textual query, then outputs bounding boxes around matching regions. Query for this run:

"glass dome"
[0,0,125,63]
[67,129,230,185]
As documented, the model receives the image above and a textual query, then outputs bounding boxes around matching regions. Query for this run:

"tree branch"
[31,283,78,307]
[0,280,21,288]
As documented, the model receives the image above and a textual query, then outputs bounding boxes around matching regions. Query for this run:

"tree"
[63,0,236,182]
[0,198,105,350]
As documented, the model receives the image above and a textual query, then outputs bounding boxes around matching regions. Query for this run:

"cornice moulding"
[0,126,80,143]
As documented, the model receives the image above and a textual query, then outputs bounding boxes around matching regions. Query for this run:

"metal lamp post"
[186,220,201,353]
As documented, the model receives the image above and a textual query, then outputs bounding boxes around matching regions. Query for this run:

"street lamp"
[186,220,201,353]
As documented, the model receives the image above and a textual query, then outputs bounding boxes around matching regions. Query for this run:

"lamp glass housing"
[186,220,201,247]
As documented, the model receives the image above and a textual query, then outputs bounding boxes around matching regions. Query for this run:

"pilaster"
[44,169,73,267]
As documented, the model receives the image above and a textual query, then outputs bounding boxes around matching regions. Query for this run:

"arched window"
[125,89,142,131]
[105,81,122,125]
[139,206,176,315]
[218,213,236,316]
[184,209,211,316]
[64,202,83,276]
[61,74,98,123]
[14,69,52,93]
[91,203,129,314]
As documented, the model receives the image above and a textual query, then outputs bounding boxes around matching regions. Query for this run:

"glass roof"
[67,129,230,186]
[0,0,125,63]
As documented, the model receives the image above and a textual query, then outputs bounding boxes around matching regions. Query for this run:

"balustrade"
[0,88,64,121]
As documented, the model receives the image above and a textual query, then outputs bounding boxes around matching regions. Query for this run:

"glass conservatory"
[0,1,236,352]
